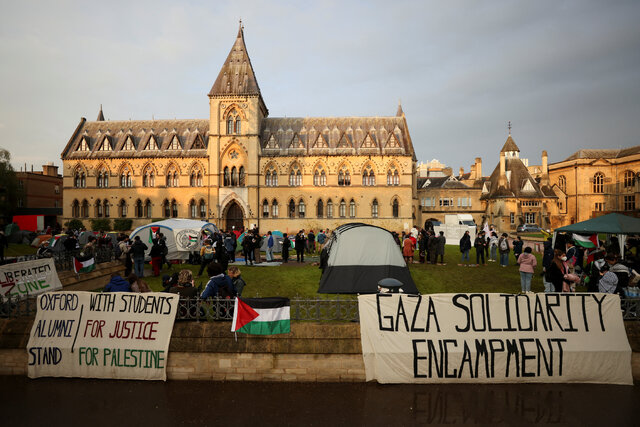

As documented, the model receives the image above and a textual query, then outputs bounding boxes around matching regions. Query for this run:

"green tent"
[555,213,640,258]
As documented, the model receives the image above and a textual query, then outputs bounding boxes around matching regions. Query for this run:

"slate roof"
[417,176,471,190]
[500,135,520,153]
[562,145,640,161]
[259,116,414,157]
[61,118,209,159]
[208,24,262,98]
[481,156,555,199]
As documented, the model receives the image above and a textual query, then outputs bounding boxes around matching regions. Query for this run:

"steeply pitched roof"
[259,116,414,157]
[418,176,470,189]
[208,24,262,98]
[500,135,520,153]
[562,145,640,161]
[97,105,105,121]
[61,119,209,159]
[481,157,556,200]
[396,102,404,117]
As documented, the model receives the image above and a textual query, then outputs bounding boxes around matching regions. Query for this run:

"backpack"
[203,246,214,260]
[500,239,508,251]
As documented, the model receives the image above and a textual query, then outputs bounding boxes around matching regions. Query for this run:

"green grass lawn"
[141,246,544,297]
[5,243,37,257]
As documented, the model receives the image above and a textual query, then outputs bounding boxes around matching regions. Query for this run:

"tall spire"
[209,23,262,97]
[97,104,105,121]
[396,99,404,117]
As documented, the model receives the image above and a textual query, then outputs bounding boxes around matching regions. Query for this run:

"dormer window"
[168,135,181,150]
[145,135,159,150]
[78,137,90,152]
[226,109,241,135]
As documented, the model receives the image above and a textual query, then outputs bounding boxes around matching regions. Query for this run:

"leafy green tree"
[90,218,112,231]
[64,219,84,230]
[113,219,133,232]
[0,149,21,224]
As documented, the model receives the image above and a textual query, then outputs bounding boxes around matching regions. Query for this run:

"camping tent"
[260,230,284,253]
[318,223,418,294]
[129,219,218,260]
[554,213,640,258]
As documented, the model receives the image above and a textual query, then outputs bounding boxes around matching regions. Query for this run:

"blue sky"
[1,0,639,173]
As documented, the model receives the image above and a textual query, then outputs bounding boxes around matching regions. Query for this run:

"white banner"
[0,258,62,299]
[27,291,179,381]
[359,293,633,385]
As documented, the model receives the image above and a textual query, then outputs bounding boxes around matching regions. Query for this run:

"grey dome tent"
[318,223,418,294]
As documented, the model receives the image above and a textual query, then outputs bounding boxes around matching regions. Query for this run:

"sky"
[1,0,639,174]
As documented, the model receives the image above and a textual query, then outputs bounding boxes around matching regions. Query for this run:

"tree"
[0,149,21,225]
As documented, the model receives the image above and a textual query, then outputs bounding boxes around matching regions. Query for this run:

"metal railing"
[3,294,639,321]
[11,247,115,272]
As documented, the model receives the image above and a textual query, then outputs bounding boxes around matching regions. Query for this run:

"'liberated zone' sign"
[358,293,633,385]
[0,258,62,298]
[27,291,179,381]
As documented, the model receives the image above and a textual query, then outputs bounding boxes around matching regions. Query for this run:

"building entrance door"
[225,201,244,231]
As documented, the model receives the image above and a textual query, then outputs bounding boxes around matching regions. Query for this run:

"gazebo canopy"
[555,213,640,235]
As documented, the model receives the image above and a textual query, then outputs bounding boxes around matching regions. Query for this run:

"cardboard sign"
[358,293,633,385]
[0,258,62,299]
[27,291,179,381]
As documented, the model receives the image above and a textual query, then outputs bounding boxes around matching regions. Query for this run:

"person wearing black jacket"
[131,236,148,277]
[474,232,486,266]
[459,231,471,265]
[541,238,554,292]
[295,230,305,263]
[150,239,163,277]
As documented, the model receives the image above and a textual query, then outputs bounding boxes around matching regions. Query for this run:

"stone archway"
[224,200,244,231]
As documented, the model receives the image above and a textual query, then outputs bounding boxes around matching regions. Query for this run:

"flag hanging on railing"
[231,297,290,335]
[73,257,95,274]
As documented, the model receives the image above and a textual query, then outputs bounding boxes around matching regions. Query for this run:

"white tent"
[129,219,218,260]
[318,223,418,294]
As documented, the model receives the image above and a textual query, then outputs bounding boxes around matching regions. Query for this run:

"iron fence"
[1,294,638,322]
[12,247,115,272]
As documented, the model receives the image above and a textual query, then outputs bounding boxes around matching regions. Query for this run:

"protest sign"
[27,291,179,381]
[0,258,62,299]
[359,293,633,385]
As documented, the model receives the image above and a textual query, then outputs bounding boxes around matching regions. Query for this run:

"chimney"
[541,150,549,185]
[499,152,506,187]
[470,164,476,179]
[459,167,464,177]
[475,157,482,179]
[42,163,58,177]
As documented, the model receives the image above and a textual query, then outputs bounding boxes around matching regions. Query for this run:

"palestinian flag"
[73,257,96,274]
[231,297,290,335]
[188,235,198,243]
[573,233,598,248]
[148,228,154,243]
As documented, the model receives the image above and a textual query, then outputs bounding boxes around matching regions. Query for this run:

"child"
[228,266,246,297]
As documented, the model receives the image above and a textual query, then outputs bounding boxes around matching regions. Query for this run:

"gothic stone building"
[61,25,418,233]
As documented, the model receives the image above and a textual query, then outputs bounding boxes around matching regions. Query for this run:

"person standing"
[498,233,510,267]
[546,249,568,292]
[295,230,305,263]
[252,230,262,264]
[474,232,486,266]
[402,234,415,265]
[131,236,148,278]
[266,231,274,262]
[307,230,315,254]
[149,238,163,277]
[517,246,537,293]
[242,234,254,266]
[488,232,498,262]
[427,231,438,265]
[542,238,554,292]
[158,233,171,270]
[281,233,291,263]
[436,231,446,265]
[224,232,236,263]
[198,239,215,276]
[513,236,523,262]
[459,231,471,266]
[316,230,326,248]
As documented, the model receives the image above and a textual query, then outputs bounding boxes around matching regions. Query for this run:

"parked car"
[517,223,542,233]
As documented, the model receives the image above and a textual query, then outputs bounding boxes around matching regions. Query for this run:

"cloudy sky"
[1,0,639,174]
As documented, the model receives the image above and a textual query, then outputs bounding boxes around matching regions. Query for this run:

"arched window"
[262,199,269,218]
[81,200,89,218]
[624,170,635,188]
[349,199,356,218]
[289,164,302,186]
[387,167,399,186]
[144,199,152,218]
[166,166,178,187]
[120,167,132,188]
[72,200,80,217]
[239,166,245,187]
[119,199,127,218]
[392,199,399,218]
[235,118,241,134]
[593,172,604,193]
[143,166,154,187]
[288,200,296,218]
[197,171,203,187]
[223,166,230,186]
[272,199,279,218]
[299,199,306,218]
[97,169,108,188]
[362,165,375,186]
[227,116,234,135]
[558,175,566,192]
[372,199,379,218]
[313,166,326,186]
[338,166,350,186]
[74,170,86,188]
[231,166,238,186]
[199,199,206,218]
[103,200,110,217]
[265,166,278,187]
[326,199,333,218]
[265,170,271,186]
[97,172,102,188]
[171,199,178,218]
[189,200,197,218]
[163,199,170,218]
[96,199,103,217]
[317,199,324,218]
[135,200,143,218]
[339,199,346,218]
[227,109,241,135]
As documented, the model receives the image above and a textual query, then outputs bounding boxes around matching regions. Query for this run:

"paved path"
[1,376,638,426]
